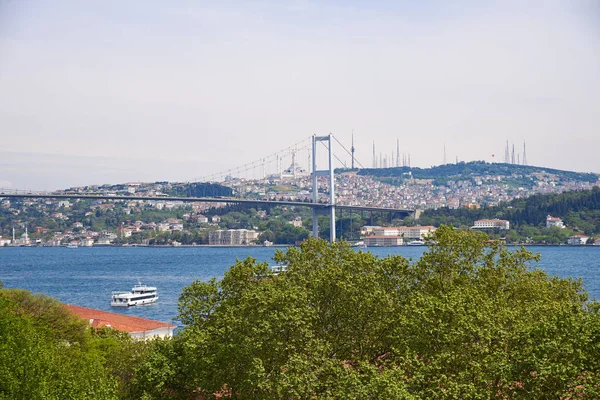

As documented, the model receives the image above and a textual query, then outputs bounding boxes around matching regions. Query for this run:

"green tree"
[152,226,600,399]
[0,291,121,399]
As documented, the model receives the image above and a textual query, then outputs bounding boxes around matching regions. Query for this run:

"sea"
[1,246,599,330]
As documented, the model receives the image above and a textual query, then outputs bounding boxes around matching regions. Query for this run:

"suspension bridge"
[1,134,414,242]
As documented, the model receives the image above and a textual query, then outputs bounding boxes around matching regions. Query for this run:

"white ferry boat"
[111,283,158,307]
[407,240,426,246]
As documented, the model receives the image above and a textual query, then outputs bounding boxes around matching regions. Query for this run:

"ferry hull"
[111,296,158,307]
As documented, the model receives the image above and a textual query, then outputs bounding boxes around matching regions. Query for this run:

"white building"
[371,226,437,239]
[81,237,94,247]
[208,229,259,245]
[568,235,589,245]
[289,217,303,228]
[546,215,565,229]
[364,236,403,247]
[473,219,510,230]
[0,236,11,246]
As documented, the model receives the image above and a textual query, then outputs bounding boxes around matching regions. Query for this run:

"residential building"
[473,219,510,230]
[81,237,94,247]
[289,217,303,227]
[546,215,565,228]
[65,305,176,340]
[568,235,589,245]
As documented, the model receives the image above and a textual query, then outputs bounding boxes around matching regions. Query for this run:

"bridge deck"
[0,192,414,214]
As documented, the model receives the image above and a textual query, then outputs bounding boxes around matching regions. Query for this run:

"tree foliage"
[0,289,150,400]
[418,187,600,237]
[135,226,600,398]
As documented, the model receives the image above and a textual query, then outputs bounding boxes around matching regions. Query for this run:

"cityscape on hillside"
[1,161,599,247]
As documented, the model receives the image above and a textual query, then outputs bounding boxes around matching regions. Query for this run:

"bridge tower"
[311,134,336,242]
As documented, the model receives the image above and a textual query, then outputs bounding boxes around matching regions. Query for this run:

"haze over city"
[1,0,599,190]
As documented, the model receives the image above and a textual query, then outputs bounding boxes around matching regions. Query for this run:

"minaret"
[351,132,355,169]
[522,142,528,166]
[12,225,15,242]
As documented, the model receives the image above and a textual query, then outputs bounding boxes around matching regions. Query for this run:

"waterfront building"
[370,226,437,239]
[66,305,176,340]
[208,229,259,245]
[568,235,589,245]
[473,219,510,230]
[364,235,403,247]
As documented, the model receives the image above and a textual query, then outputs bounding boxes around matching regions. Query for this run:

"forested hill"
[350,161,599,184]
[417,187,600,235]
[163,182,233,197]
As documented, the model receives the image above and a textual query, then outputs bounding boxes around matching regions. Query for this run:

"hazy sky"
[1,0,599,190]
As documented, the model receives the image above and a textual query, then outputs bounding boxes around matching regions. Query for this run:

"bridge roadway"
[0,192,414,216]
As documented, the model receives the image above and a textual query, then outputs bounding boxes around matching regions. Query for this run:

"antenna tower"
[511,143,515,164]
[522,141,527,166]
[505,141,510,163]
[443,144,447,165]
[372,141,376,168]
[351,131,355,169]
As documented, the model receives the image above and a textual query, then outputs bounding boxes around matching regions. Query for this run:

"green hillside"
[417,187,600,237]
[343,161,599,185]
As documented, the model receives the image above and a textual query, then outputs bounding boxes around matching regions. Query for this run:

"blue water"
[1,246,599,328]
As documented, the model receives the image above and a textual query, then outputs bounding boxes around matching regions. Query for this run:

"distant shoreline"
[2,243,598,249]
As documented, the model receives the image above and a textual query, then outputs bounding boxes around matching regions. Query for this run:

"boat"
[66,243,79,249]
[111,283,158,307]
[271,265,287,276]
[407,240,425,246]
[352,241,367,249]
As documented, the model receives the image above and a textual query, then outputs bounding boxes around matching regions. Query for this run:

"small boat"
[352,241,367,249]
[66,243,79,249]
[111,283,158,307]
[407,240,425,246]
[271,265,287,276]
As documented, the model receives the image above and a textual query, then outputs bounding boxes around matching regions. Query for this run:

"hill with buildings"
[414,187,600,242]
[353,161,599,187]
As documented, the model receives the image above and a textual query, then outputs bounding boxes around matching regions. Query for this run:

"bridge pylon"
[311,134,336,242]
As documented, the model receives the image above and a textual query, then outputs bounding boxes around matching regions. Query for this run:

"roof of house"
[65,304,176,333]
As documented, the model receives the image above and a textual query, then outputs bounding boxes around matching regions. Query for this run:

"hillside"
[346,161,599,186]
[416,187,600,236]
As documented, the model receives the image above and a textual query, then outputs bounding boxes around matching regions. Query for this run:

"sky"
[1,0,599,190]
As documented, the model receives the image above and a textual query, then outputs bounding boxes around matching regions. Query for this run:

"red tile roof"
[65,304,176,333]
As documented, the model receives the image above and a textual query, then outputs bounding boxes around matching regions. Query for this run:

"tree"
[150,226,600,399]
[0,290,122,399]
